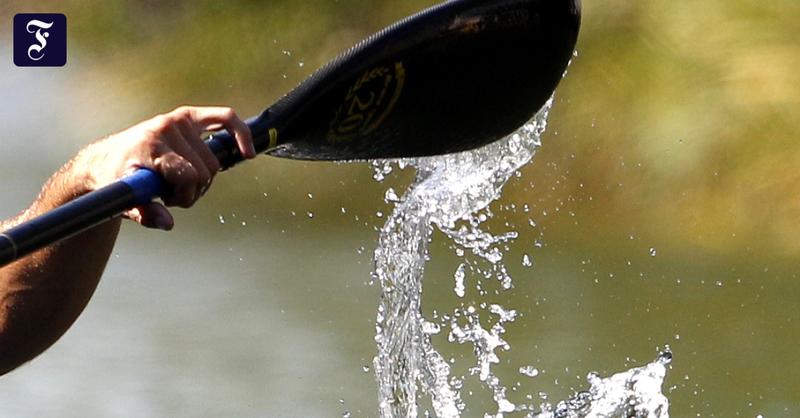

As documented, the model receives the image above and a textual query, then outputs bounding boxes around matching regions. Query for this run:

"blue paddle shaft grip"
[119,169,166,205]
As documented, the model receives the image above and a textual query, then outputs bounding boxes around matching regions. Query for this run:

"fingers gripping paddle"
[0,0,581,266]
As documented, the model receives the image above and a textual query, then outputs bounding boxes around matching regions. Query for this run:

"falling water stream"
[369,100,672,417]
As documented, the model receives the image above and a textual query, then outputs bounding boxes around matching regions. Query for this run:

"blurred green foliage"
[542,0,800,258]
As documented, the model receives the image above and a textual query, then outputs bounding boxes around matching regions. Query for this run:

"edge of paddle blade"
[259,0,581,161]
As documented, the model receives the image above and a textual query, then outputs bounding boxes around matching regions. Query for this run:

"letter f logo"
[26,20,55,61]
[14,14,67,67]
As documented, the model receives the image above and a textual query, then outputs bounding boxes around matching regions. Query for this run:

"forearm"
[0,156,122,375]
[0,106,253,376]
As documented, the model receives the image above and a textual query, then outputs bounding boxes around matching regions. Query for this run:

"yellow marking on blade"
[268,128,279,149]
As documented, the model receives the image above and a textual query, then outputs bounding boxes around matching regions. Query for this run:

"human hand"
[74,106,255,230]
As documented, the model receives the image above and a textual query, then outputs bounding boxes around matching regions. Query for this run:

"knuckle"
[221,107,236,119]
[153,152,176,171]
[156,153,194,183]
[150,114,174,132]
[172,106,193,122]
[157,113,173,125]
[142,137,162,153]
[175,117,196,136]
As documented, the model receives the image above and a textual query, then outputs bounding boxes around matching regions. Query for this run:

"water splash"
[372,102,551,418]
[530,350,672,418]
[370,99,671,417]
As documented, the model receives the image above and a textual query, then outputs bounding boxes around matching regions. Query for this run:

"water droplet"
[657,348,673,365]
[422,321,441,335]
[490,304,517,322]
[519,366,539,377]
[522,254,532,267]
[497,398,516,413]
[371,161,393,181]
[454,264,466,298]
[384,188,400,202]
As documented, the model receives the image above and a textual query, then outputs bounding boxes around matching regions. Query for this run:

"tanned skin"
[0,106,255,375]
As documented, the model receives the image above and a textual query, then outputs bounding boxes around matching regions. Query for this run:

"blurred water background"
[0,0,799,416]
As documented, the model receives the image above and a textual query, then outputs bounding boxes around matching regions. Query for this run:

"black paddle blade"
[249,0,581,161]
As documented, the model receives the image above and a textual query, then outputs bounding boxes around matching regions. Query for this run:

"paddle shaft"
[0,129,251,266]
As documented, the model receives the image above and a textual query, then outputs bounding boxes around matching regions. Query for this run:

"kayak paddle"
[0,0,581,266]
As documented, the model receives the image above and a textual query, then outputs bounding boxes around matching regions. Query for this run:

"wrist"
[71,136,130,193]
[68,143,102,195]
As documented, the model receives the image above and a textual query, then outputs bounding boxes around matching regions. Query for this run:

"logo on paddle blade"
[327,62,406,144]
[13,13,67,67]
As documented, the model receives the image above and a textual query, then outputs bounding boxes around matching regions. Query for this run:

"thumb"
[125,202,175,231]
